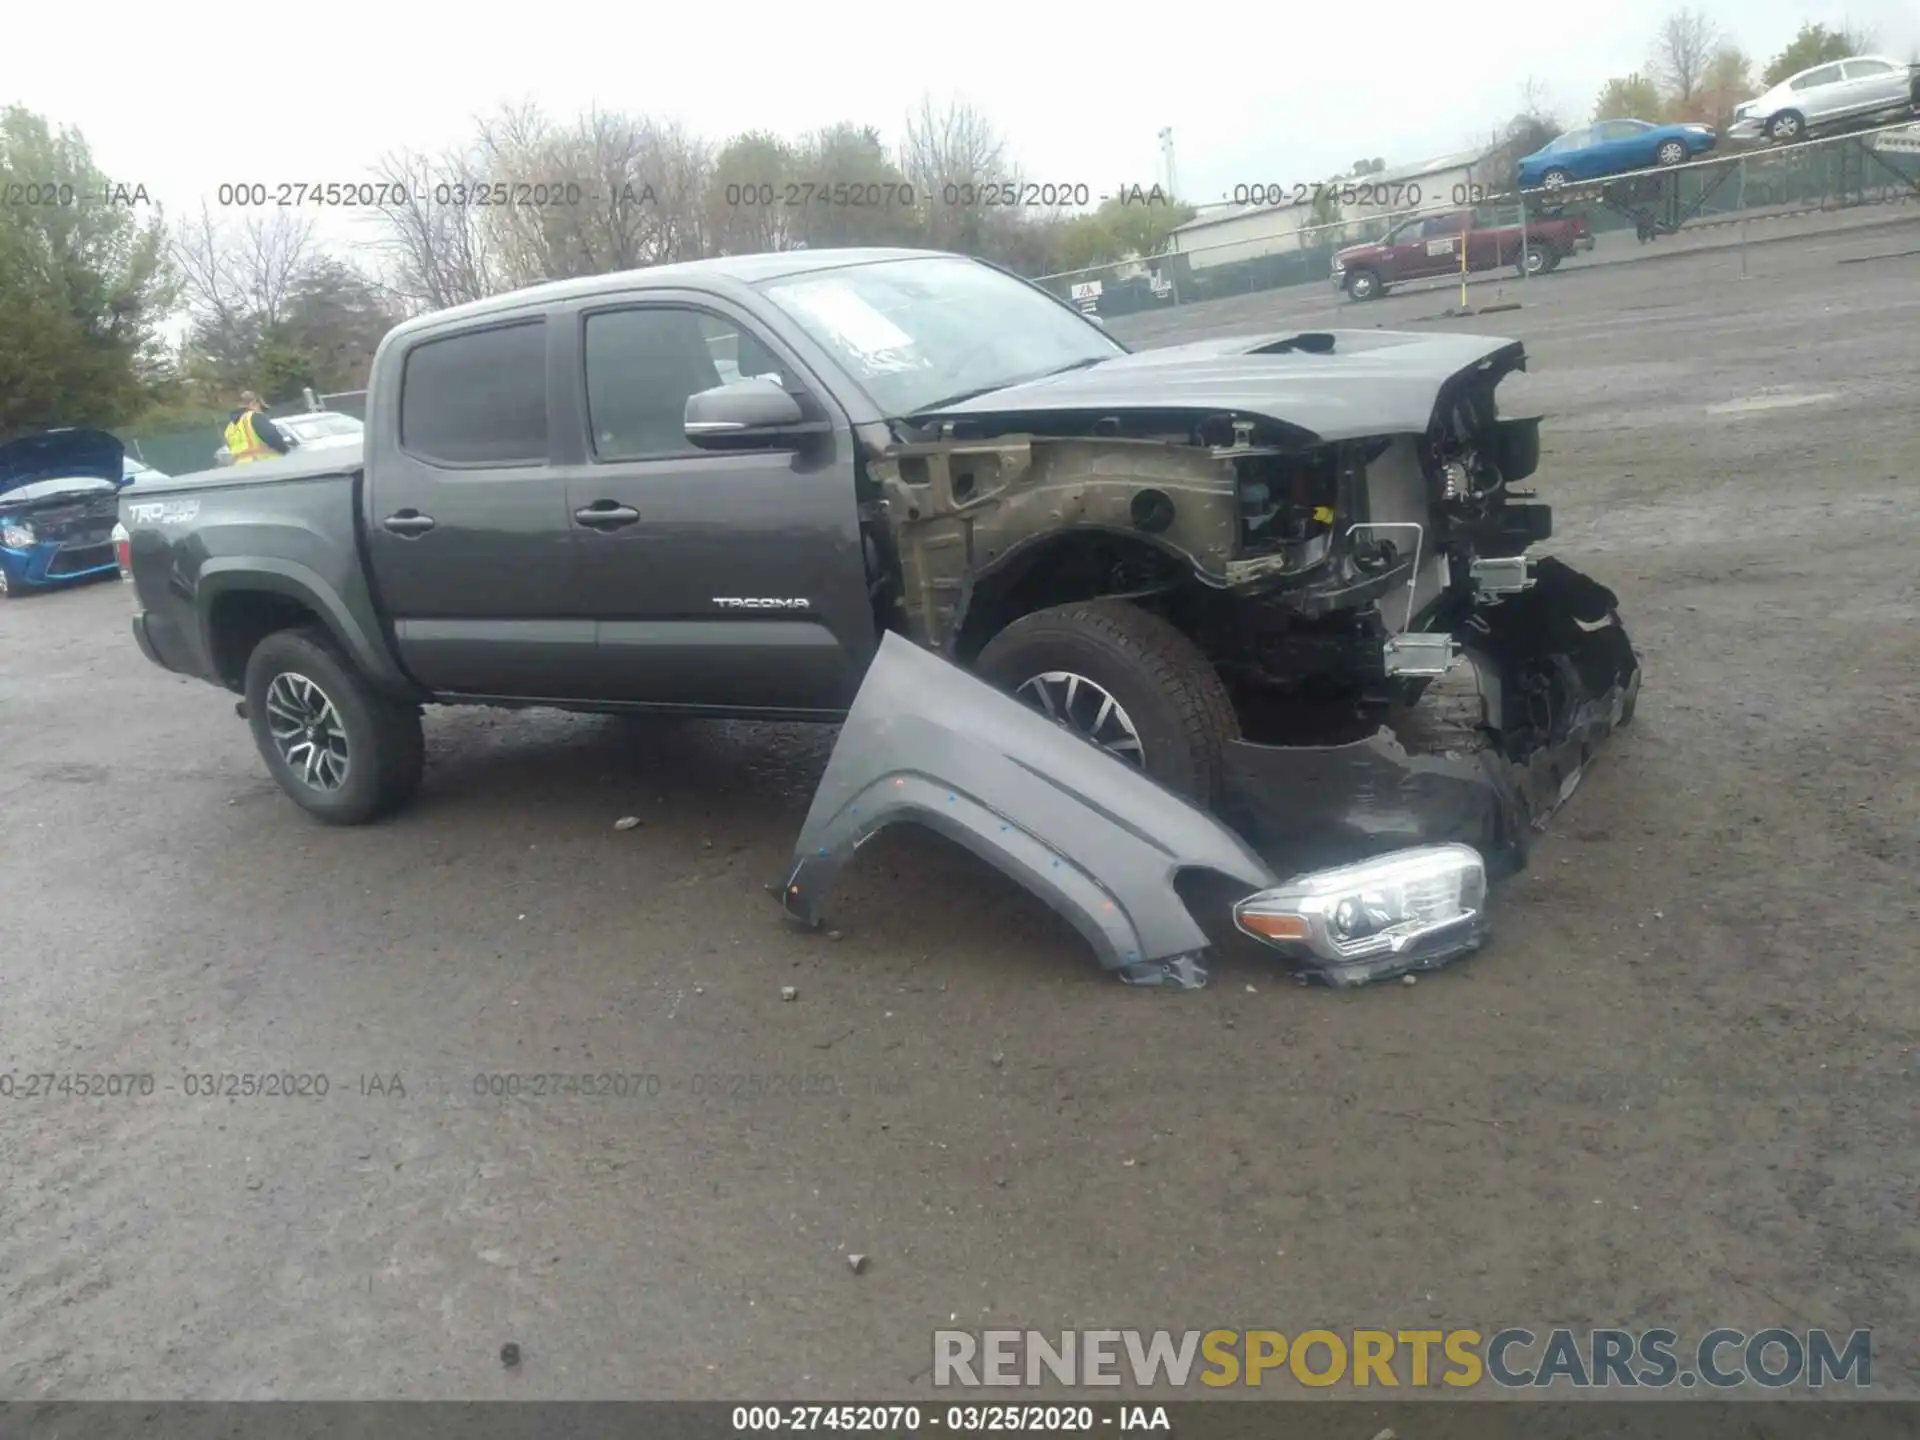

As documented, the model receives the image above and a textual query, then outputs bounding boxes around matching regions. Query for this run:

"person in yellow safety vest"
[223,391,295,464]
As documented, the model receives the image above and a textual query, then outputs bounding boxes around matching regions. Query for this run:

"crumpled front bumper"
[1221,555,1639,885]
[774,556,1638,990]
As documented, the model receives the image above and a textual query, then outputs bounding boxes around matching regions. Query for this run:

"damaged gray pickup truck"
[120,246,1639,988]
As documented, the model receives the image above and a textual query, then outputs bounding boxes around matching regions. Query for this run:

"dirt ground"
[2,216,1916,1402]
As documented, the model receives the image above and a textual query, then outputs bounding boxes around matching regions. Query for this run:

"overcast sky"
[12,0,1918,236]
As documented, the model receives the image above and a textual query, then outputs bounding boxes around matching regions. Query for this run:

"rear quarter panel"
[121,459,419,698]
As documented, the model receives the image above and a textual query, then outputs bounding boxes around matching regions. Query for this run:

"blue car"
[0,427,133,599]
[1517,118,1718,191]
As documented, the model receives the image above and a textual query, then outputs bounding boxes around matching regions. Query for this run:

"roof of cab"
[382,247,959,347]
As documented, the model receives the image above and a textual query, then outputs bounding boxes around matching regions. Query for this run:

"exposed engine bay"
[856,330,1640,886]
[868,335,1555,705]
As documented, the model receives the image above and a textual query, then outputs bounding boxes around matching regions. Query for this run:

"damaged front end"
[784,328,1641,988]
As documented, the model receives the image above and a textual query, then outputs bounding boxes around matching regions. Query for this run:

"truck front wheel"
[974,599,1240,807]
[243,627,425,824]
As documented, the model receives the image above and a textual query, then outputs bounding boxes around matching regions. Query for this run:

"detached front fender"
[775,631,1278,988]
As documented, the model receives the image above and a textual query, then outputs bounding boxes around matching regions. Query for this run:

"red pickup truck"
[1331,205,1592,300]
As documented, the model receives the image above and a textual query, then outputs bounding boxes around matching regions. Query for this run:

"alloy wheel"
[1015,671,1146,768]
[264,671,351,791]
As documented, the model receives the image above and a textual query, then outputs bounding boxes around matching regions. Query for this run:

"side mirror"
[685,377,828,451]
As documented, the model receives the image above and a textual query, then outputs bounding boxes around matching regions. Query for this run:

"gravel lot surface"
[2,214,1915,1401]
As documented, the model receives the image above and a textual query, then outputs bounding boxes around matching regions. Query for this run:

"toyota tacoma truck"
[1332,206,1592,300]
[122,246,1637,883]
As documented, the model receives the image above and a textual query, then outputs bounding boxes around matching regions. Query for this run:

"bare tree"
[366,146,497,312]
[174,204,317,337]
[478,105,711,286]
[1517,75,1561,130]
[172,205,319,392]
[899,94,1010,251]
[1653,7,1719,106]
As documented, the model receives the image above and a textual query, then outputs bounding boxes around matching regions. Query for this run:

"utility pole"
[1158,127,1178,200]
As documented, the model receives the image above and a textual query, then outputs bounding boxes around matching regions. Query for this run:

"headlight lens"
[1234,843,1487,963]
[2,522,34,548]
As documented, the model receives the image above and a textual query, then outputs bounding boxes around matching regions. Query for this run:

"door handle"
[573,501,641,531]
[383,511,436,537]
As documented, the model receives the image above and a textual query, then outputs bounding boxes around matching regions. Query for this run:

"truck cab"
[357,276,881,713]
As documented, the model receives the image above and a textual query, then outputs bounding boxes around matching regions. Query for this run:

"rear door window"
[399,319,549,466]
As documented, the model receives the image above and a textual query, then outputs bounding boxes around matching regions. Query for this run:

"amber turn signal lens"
[1237,912,1309,941]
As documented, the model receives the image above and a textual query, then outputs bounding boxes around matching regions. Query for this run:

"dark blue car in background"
[1517,118,1718,190]
[0,427,133,599]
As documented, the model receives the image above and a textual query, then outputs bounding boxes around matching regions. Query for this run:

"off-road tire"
[974,599,1240,806]
[243,626,425,825]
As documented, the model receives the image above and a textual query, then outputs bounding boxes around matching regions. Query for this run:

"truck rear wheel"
[973,599,1240,807]
[243,627,425,825]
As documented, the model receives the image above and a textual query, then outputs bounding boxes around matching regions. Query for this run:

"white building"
[1170,144,1506,271]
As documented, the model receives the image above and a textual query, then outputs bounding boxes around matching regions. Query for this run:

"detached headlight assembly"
[2,522,34,548]
[1233,843,1488,986]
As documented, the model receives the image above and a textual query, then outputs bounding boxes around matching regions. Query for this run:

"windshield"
[759,255,1124,416]
[3,476,117,505]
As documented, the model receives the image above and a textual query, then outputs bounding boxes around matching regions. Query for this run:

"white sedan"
[1729,55,1920,143]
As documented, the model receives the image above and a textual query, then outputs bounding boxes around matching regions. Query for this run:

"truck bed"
[121,449,405,697]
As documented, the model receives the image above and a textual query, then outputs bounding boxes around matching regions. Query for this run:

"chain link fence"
[121,390,370,477]
[119,426,224,478]
[1034,124,1920,320]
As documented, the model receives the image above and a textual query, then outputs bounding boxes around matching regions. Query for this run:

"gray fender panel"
[776,631,1277,973]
